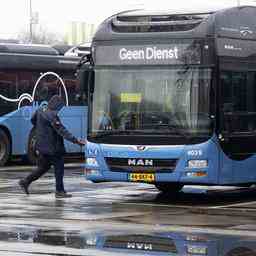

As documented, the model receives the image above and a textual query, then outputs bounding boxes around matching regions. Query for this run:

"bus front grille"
[104,234,177,253]
[105,157,178,173]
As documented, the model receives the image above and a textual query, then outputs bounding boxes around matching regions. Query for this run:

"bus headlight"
[86,157,99,167]
[85,169,101,176]
[186,235,208,242]
[187,245,207,255]
[85,235,97,246]
[188,160,208,168]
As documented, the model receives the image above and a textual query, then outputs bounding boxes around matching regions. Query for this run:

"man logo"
[136,146,146,151]
[128,159,153,166]
[240,29,253,36]
[127,242,153,250]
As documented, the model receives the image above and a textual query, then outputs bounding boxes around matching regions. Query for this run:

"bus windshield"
[91,67,212,138]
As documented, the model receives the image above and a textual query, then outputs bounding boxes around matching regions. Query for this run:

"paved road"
[1,168,256,255]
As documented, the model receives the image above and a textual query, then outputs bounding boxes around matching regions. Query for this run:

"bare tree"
[18,25,66,45]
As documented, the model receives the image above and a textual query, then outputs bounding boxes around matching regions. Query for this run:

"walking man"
[19,95,86,198]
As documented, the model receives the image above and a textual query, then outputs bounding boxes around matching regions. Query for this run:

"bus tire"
[155,183,183,194]
[27,128,38,165]
[0,129,11,166]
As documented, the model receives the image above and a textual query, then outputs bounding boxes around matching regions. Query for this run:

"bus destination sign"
[95,43,201,66]
[119,46,179,61]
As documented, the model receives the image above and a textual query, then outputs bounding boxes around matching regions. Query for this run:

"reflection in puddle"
[1,227,256,255]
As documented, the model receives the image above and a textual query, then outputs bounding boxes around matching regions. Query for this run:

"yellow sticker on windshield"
[121,93,142,103]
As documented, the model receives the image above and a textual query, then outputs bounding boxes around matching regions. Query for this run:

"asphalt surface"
[1,167,256,255]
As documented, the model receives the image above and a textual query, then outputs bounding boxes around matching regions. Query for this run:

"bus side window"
[221,71,236,133]
[18,71,38,106]
[0,71,18,115]
[64,77,84,106]
[221,70,256,134]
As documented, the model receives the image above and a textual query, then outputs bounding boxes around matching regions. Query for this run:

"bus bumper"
[85,138,219,185]
[85,168,212,184]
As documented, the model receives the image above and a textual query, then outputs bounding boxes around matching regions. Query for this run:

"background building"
[66,21,96,45]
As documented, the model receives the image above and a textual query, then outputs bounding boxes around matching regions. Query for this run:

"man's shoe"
[19,180,29,195]
[55,191,72,198]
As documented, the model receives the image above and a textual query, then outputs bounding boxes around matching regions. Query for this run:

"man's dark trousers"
[25,154,65,192]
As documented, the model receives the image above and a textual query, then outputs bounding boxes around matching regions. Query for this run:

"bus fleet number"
[187,150,203,156]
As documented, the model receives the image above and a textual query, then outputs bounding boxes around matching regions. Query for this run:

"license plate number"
[129,173,155,182]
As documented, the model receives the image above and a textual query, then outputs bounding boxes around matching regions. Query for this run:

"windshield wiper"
[89,130,135,139]
[89,127,190,140]
[150,124,190,139]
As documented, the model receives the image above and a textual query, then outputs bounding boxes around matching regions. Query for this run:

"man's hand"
[77,139,87,146]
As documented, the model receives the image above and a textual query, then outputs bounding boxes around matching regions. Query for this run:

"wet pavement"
[1,167,256,255]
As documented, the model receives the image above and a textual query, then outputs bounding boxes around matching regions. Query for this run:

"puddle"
[1,226,256,255]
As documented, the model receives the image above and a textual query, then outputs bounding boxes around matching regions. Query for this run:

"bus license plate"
[129,173,155,182]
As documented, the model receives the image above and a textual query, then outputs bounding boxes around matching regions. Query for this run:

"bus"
[0,43,88,165]
[81,6,256,193]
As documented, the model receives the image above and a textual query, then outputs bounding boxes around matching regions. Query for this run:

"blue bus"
[0,43,88,165]
[82,6,256,193]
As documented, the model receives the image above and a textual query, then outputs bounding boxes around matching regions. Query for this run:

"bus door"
[220,70,256,183]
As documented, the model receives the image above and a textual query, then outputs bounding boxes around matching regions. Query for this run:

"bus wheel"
[0,129,11,166]
[155,183,183,194]
[27,128,38,165]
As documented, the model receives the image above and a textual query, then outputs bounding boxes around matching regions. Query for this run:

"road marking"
[209,201,256,209]
[116,202,193,209]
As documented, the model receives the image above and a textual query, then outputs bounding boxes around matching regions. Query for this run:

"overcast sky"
[1,0,256,39]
